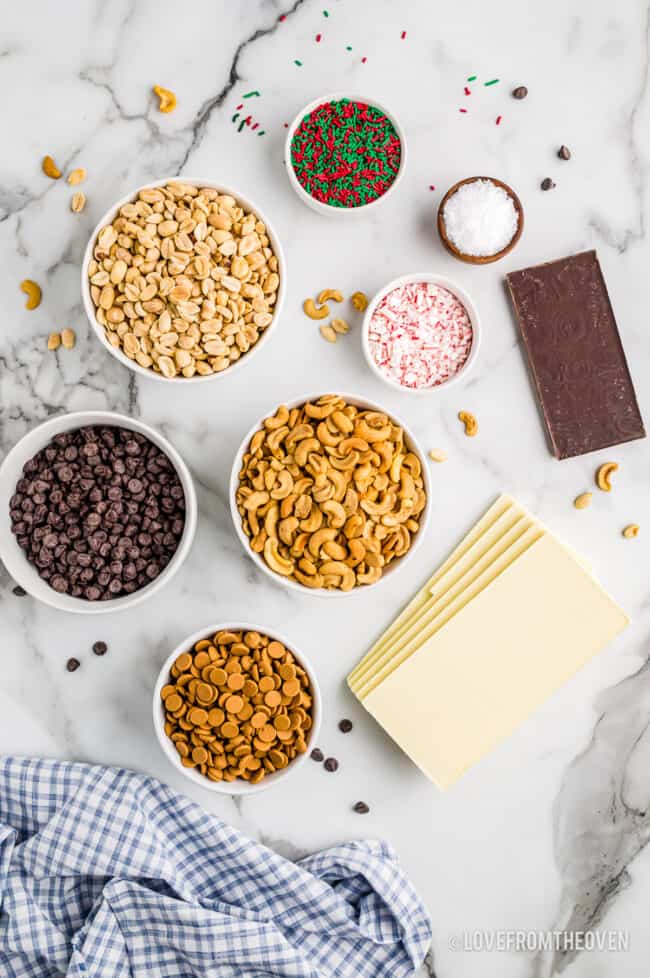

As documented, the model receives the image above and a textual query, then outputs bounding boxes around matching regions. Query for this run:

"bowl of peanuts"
[81,178,285,382]
[230,393,432,596]
[153,623,321,794]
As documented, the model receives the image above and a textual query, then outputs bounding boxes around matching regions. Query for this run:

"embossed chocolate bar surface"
[506,250,645,459]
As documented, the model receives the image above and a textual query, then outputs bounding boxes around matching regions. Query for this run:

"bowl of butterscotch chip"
[153,623,321,794]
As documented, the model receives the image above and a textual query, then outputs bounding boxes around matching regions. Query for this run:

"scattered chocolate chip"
[12,585,27,597]
[353,801,369,814]
[338,718,353,733]
[324,757,339,772]
[66,657,80,672]
[512,85,528,99]
[541,178,556,191]
[310,748,324,762]
[9,426,186,602]
[558,145,571,161]
[92,641,108,656]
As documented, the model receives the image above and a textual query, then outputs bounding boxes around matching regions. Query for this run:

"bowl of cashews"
[229,392,432,596]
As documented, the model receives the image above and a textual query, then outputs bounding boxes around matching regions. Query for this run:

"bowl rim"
[437,175,524,264]
[284,92,407,217]
[229,391,432,597]
[361,272,481,395]
[80,176,287,383]
[152,620,322,795]
[0,411,197,614]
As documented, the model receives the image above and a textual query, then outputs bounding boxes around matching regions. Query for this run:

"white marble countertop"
[2,1,650,975]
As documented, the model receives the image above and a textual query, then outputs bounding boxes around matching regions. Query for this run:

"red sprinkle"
[464,87,471,96]
[361,56,367,63]
[459,108,468,113]
[252,122,259,131]
[401,30,407,39]
[283,122,289,128]
[316,33,322,42]
[496,115,502,125]
[429,185,435,191]
[236,103,243,110]
[278,14,286,21]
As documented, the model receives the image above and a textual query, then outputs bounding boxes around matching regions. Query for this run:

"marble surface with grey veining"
[2,2,650,975]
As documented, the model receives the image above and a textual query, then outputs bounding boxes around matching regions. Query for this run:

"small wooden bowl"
[437,176,524,265]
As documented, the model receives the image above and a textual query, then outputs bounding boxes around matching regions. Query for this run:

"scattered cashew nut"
[458,411,478,437]
[574,492,592,510]
[317,288,344,305]
[41,155,61,179]
[153,85,177,113]
[596,461,618,492]
[303,298,330,320]
[351,291,368,312]
[622,524,639,539]
[20,280,42,310]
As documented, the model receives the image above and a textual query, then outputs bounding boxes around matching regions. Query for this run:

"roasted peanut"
[331,318,349,335]
[61,328,76,349]
[320,324,337,343]
[42,155,61,179]
[47,332,61,351]
[622,524,639,539]
[458,411,478,437]
[67,168,86,186]
[153,85,177,113]
[428,448,447,462]
[317,288,344,304]
[70,192,86,213]
[20,279,42,310]
[351,291,368,312]
[596,462,618,492]
[303,298,330,320]
[574,492,592,510]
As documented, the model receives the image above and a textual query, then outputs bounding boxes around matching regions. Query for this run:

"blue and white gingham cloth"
[0,757,431,977]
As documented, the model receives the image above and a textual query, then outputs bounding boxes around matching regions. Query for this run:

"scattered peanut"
[320,324,337,343]
[317,288,344,305]
[87,182,280,378]
[351,291,368,312]
[70,192,86,213]
[236,395,427,591]
[41,155,61,179]
[458,410,478,437]
[330,318,349,335]
[20,279,42,310]
[61,328,76,349]
[153,85,177,113]
[428,449,447,463]
[303,298,329,320]
[47,332,61,351]
[596,461,618,492]
[574,492,592,510]
[622,524,640,539]
[67,167,86,186]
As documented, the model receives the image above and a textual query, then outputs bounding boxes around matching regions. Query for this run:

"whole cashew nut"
[458,410,478,437]
[263,537,294,576]
[303,298,330,320]
[596,462,618,492]
[317,288,344,305]
[153,85,177,113]
[20,279,42,310]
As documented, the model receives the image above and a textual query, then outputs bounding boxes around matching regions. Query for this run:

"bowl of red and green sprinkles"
[285,93,406,217]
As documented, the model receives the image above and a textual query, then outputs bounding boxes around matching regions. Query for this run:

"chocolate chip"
[66,657,80,672]
[324,757,339,772]
[512,85,528,99]
[310,748,324,762]
[12,585,27,597]
[558,145,571,161]
[541,178,556,191]
[93,641,108,656]
[338,719,353,733]
[353,801,369,814]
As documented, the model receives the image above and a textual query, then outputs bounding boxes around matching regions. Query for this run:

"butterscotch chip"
[267,641,285,659]
[278,663,296,681]
[251,711,268,729]
[276,729,293,742]
[259,676,275,693]
[192,746,208,764]
[227,673,245,691]
[282,679,300,697]
[259,724,276,743]
[221,720,239,738]
[237,702,253,721]
[209,667,227,686]
[176,741,189,757]
[245,755,261,771]
[194,651,211,669]
[194,639,211,652]
[195,682,214,701]
[243,679,258,697]
[160,684,176,701]
[165,693,182,712]
[263,690,281,709]
[225,694,244,714]
[188,707,208,725]
[273,714,291,732]
[175,653,192,672]
[269,749,288,768]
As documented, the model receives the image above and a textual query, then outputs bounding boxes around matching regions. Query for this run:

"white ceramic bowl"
[284,93,407,218]
[361,272,481,395]
[81,177,286,383]
[153,621,321,795]
[229,392,432,597]
[0,411,197,614]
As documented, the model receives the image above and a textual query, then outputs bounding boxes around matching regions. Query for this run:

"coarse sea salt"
[442,179,518,257]
[367,281,473,389]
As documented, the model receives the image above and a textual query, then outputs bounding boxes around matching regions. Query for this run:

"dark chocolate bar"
[506,250,645,459]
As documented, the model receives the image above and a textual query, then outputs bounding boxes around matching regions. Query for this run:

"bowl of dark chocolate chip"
[0,411,197,613]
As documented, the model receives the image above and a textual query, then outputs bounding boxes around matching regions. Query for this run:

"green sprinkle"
[323,9,329,15]
[294,59,303,66]
[258,130,265,136]
[237,119,246,131]
[484,78,499,86]
[232,113,239,123]
[346,45,352,51]
[467,74,477,82]
[243,90,260,98]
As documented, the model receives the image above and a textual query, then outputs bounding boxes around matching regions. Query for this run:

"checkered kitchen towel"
[0,757,431,977]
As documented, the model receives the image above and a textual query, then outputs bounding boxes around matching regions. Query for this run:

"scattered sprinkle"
[467,74,477,81]
[496,115,502,125]
[401,30,407,39]
[429,184,436,190]
[283,122,289,127]
[346,45,352,51]
[459,108,468,113]
[232,113,239,123]
[294,59,303,66]
[278,13,286,21]
[252,122,259,131]
[243,90,260,98]
[484,78,499,87]
[257,130,266,136]
[361,56,367,63]
[236,103,243,110]
[237,119,246,132]
[323,9,329,15]
[464,87,471,96]
[316,33,322,42]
